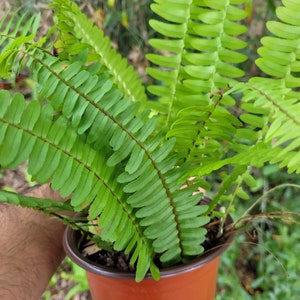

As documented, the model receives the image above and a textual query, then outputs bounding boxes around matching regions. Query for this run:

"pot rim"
[63,199,234,280]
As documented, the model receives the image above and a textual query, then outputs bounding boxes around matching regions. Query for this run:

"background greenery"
[0,0,299,299]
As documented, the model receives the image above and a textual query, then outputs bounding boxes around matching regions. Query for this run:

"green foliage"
[41,258,89,299]
[0,11,41,78]
[52,0,147,105]
[217,216,300,299]
[254,227,300,299]
[1,0,300,283]
[60,259,90,300]
[146,0,300,209]
[147,0,248,150]
[0,1,209,281]
[0,189,73,212]
[218,167,300,298]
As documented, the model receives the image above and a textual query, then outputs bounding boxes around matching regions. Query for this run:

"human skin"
[0,185,66,300]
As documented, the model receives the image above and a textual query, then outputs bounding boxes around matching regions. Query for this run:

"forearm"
[0,186,66,300]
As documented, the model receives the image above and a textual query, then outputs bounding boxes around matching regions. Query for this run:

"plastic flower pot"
[63,214,234,300]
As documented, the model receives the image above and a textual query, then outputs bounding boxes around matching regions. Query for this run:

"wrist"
[0,184,67,300]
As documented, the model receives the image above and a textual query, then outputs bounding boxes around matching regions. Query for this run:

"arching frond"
[0,90,157,281]
[146,0,249,174]
[51,0,147,106]
[229,78,300,174]
[0,31,209,279]
[0,11,41,78]
[256,0,300,89]
[147,0,248,120]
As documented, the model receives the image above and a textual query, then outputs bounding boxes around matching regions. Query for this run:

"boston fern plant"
[1,0,300,282]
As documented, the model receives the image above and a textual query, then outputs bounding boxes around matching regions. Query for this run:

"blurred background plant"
[1,0,299,299]
[217,172,300,299]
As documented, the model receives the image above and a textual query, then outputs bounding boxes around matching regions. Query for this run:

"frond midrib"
[31,50,174,197]
[0,109,154,256]
[27,46,189,260]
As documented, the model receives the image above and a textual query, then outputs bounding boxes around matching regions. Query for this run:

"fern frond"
[0,90,158,281]
[0,12,41,78]
[0,24,209,279]
[50,0,147,106]
[30,51,209,274]
[147,0,248,121]
[146,0,249,177]
[0,189,74,214]
[255,0,300,89]
[223,0,300,174]
[229,78,300,174]
[0,11,40,47]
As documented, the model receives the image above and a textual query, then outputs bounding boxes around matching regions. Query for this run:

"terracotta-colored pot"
[63,212,234,300]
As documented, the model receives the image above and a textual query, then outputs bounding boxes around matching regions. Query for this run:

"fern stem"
[166,0,192,127]
[251,84,300,127]
[186,90,225,163]
[239,183,300,222]
[32,52,172,194]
